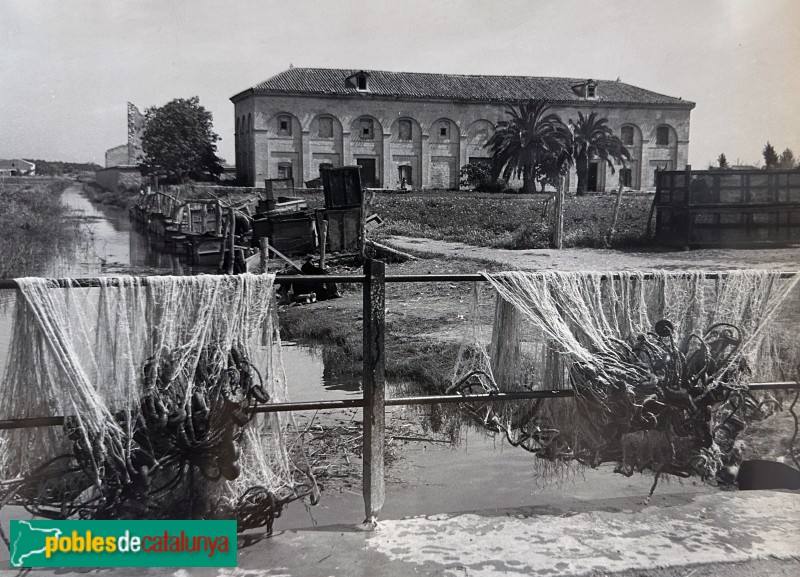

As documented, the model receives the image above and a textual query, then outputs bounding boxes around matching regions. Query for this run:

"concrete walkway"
[2,490,798,576]
[235,490,800,577]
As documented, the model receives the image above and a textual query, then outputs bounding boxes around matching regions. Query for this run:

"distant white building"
[96,102,145,190]
[104,102,145,168]
[0,159,35,176]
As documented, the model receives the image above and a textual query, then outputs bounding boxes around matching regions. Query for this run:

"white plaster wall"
[234,93,692,191]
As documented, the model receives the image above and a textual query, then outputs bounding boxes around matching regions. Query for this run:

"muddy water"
[56,185,195,277]
[278,343,713,530]
[1,186,715,533]
[0,185,192,377]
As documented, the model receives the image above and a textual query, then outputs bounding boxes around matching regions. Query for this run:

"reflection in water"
[56,185,210,277]
[0,185,213,379]
[281,343,361,401]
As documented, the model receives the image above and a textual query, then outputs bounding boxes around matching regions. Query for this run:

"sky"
[1,0,798,169]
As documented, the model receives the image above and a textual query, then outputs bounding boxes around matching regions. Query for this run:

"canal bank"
[1,489,798,576]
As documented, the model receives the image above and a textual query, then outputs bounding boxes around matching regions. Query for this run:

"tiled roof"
[234,67,694,108]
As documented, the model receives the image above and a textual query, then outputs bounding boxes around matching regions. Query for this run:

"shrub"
[459,162,506,192]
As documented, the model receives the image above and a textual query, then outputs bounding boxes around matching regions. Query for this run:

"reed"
[0,179,82,278]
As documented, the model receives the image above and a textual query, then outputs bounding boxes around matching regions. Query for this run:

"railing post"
[259,237,269,273]
[361,258,386,528]
[227,207,236,274]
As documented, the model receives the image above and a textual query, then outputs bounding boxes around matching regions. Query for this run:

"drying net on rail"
[0,273,317,536]
[451,269,799,487]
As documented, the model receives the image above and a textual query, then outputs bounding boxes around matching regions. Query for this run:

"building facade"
[104,102,145,168]
[97,102,145,190]
[0,159,35,176]
[231,68,694,192]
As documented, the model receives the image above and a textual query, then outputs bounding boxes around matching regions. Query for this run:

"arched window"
[398,119,412,141]
[359,118,374,140]
[656,126,670,146]
[621,126,634,146]
[318,116,334,139]
[277,114,292,136]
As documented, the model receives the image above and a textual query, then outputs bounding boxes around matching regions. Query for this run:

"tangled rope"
[0,274,318,543]
[451,270,799,491]
[1,343,316,545]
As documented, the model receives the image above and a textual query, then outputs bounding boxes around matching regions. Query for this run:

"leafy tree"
[779,148,795,169]
[537,145,574,191]
[486,100,570,193]
[570,112,631,196]
[140,96,223,183]
[459,161,496,191]
[718,153,729,169]
[762,142,779,169]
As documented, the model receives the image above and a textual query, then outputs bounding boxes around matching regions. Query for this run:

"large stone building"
[231,68,694,191]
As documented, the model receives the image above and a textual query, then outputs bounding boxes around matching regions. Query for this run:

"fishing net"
[452,270,799,487]
[0,273,317,537]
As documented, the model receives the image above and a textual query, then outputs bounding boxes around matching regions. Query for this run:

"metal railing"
[0,264,797,526]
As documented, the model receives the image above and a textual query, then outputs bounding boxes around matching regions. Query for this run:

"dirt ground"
[279,240,800,494]
[386,234,800,272]
[286,237,800,352]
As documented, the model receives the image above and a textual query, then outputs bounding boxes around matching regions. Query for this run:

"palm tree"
[486,100,570,194]
[570,112,631,195]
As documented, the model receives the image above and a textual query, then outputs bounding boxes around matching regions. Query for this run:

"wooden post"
[684,165,692,249]
[227,207,236,275]
[320,220,328,271]
[359,195,367,261]
[361,258,386,528]
[607,181,624,247]
[217,217,229,272]
[259,237,269,274]
[551,174,565,249]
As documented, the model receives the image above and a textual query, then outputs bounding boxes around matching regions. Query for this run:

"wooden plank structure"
[318,166,364,253]
[653,166,800,247]
[251,178,315,256]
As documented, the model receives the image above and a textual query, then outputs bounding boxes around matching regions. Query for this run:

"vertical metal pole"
[362,258,385,528]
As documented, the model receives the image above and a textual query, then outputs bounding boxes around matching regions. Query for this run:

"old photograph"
[1,1,799,575]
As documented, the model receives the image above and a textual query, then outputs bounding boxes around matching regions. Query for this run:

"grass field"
[368,191,654,249]
[0,179,83,278]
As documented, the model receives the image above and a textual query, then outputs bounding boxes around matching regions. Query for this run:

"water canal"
[0,184,712,532]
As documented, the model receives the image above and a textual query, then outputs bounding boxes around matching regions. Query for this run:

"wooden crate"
[317,207,362,252]
[321,166,363,209]
[654,168,800,247]
[252,213,315,255]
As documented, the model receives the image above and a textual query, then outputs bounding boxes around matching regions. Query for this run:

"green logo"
[10,520,237,567]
